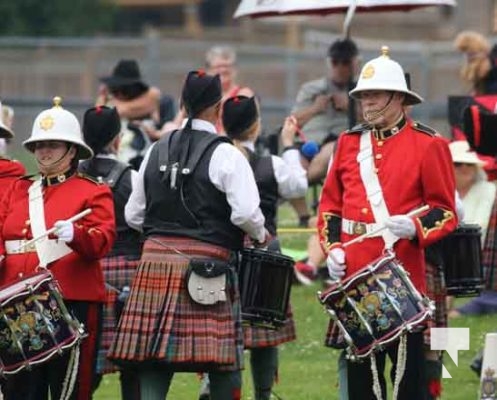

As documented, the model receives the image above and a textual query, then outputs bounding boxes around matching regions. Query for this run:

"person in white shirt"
[108,70,269,400]
[198,95,307,400]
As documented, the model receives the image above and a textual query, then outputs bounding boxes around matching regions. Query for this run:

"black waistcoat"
[246,148,278,236]
[79,157,143,257]
[143,129,244,250]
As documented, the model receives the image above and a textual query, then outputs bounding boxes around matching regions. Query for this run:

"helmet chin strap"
[363,92,395,126]
[37,145,74,173]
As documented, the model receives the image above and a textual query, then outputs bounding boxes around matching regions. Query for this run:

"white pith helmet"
[349,46,423,105]
[24,96,93,160]
[0,102,14,139]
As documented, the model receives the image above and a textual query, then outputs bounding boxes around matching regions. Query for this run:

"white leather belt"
[5,240,56,254]
[341,218,383,237]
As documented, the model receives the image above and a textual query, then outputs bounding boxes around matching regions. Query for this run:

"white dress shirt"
[241,141,308,199]
[125,119,266,242]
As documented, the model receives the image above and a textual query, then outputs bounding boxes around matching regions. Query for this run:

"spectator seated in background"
[289,38,360,234]
[97,59,175,169]
[448,140,497,317]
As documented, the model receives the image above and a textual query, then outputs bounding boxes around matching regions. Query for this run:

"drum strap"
[358,132,399,249]
[28,179,73,267]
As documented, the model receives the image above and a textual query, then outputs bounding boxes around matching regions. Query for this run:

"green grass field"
[94,284,494,400]
[93,223,495,400]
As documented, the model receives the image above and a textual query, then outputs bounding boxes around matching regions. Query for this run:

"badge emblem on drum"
[0,272,84,375]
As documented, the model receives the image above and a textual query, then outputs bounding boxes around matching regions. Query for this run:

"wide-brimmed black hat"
[463,105,497,156]
[83,106,121,155]
[181,69,222,118]
[223,96,258,139]
[100,59,149,90]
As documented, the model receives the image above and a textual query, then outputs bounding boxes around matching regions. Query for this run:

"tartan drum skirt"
[96,254,140,374]
[108,236,244,372]
[243,305,296,349]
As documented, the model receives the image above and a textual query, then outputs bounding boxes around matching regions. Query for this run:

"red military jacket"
[0,171,115,301]
[317,118,458,292]
[0,158,26,199]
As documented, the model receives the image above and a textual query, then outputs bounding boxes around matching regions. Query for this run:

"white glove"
[326,247,346,280]
[53,220,74,243]
[384,215,416,239]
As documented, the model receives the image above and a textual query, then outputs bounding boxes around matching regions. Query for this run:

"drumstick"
[1,208,92,257]
[326,205,429,281]
[342,204,429,248]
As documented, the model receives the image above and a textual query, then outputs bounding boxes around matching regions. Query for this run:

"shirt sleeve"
[292,80,316,113]
[273,149,308,199]
[209,143,266,242]
[124,144,155,232]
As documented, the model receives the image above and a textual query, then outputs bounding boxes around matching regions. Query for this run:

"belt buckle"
[352,222,367,235]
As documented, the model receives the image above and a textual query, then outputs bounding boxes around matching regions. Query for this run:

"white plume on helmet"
[23,96,93,160]
[349,46,423,105]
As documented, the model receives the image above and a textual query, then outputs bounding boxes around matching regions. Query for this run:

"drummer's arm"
[209,143,266,243]
[317,137,344,252]
[68,186,116,260]
[413,138,458,247]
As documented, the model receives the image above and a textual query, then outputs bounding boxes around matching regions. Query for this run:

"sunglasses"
[454,162,475,167]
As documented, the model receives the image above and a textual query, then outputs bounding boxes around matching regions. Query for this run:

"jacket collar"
[371,115,407,140]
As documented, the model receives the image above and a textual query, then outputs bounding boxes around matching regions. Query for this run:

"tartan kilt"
[243,305,296,349]
[482,198,497,291]
[324,261,445,349]
[96,254,140,375]
[108,236,244,372]
[423,261,447,347]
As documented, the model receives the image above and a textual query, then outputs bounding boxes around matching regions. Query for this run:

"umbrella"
[234,0,456,35]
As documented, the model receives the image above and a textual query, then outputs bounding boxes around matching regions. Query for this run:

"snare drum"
[0,271,85,375]
[238,248,294,329]
[318,252,433,360]
[439,224,483,297]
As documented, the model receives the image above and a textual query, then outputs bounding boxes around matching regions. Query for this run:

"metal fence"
[0,34,467,155]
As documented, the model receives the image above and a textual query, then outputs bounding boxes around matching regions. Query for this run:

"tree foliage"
[0,0,117,36]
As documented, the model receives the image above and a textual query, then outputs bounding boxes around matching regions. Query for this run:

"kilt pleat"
[423,261,447,346]
[243,305,296,349]
[96,255,140,374]
[108,236,243,372]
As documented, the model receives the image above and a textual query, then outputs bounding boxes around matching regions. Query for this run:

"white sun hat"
[449,140,487,166]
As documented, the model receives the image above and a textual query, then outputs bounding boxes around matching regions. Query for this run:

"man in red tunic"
[317,46,458,400]
[0,97,115,400]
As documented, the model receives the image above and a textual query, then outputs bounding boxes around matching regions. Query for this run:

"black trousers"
[347,332,427,400]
